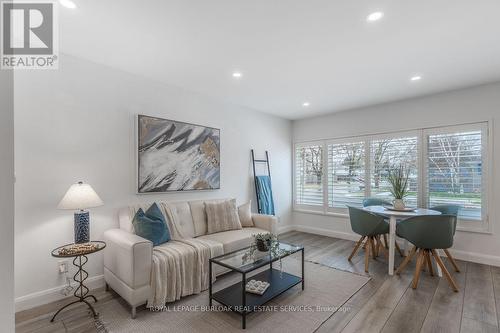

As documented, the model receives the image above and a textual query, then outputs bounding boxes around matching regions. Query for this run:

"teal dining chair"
[362,198,404,257]
[431,205,461,272]
[347,206,390,273]
[362,197,392,207]
[431,204,460,217]
[395,215,459,292]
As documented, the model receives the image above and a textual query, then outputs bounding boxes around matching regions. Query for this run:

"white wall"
[0,69,15,330]
[14,54,292,309]
[293,82,500,265]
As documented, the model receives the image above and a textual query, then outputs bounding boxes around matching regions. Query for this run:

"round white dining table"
[362,205,441,276]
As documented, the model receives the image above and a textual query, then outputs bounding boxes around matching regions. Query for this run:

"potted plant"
[242,233,291,278]
[250,233,280,254]
[255,233,273,251]
[388,164,410,209]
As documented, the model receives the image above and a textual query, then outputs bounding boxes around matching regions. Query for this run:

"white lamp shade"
[57,182,104,210]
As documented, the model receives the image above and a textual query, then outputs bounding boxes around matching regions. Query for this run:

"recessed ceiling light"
[59,0,77,9]
[366,11,384,22]
[232,71,242,79]
[410,75,422,81]
[302,102,310,107]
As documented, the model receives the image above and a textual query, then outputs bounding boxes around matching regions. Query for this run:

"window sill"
[293,208,349,219]
[456,226,492,235]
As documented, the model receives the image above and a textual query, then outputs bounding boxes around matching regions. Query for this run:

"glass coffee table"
[209,242,304,329]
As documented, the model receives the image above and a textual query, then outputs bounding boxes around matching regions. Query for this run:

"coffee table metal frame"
[209,242,304,329]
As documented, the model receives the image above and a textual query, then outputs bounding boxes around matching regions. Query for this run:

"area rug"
[98,257,370,333]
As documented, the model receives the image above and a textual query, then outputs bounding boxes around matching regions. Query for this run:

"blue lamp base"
[74,211,90,243]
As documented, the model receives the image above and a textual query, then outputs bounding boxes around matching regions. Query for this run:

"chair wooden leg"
[370,237,377,259]
[364,238,371,273]
[412,250,425,289]
[377,236,383,256]
[395,241,404,257]
[443,249,461,272]
[378,237,388,258]
[431,249,459,292]
[422,253,427,272]
[348,236,365,261]
[383,234,388,248]
[425,250,434,276]
[395,246,416,275]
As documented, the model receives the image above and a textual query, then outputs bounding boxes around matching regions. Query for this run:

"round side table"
[50,241,106,322]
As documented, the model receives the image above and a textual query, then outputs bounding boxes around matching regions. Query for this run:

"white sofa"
[103,199,277,318]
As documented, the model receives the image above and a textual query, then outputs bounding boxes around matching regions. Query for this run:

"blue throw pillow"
[132,203,171,246]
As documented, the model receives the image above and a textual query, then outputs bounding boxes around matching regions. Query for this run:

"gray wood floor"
[15,231,500,333]
[279,231,500,333]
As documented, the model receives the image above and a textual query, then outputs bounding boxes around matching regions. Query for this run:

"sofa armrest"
[252,214,278,234]
[103,229,153,289]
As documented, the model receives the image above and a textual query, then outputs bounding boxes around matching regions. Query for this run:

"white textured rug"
[99,257,370,333]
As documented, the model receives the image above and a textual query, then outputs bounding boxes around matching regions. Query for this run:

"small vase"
[393,199,406,210]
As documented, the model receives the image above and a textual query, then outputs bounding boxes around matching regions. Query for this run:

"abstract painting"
[137,115,220,193]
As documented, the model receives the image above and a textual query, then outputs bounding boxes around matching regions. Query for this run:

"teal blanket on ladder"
[255,176,275,215]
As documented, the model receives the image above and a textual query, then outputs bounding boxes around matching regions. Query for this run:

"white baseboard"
[15,275,105,312]
[277,225,295,234]
[447,249,500,267]
[292,225,360,242]
[290,224,500,267]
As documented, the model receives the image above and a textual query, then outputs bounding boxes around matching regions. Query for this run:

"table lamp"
[58,181,104,243]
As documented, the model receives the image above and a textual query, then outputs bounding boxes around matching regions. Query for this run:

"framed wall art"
[137,115,220,193]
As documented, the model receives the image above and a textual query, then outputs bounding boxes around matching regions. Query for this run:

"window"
[425,123,488,222]
[294,122,490,232]
[327,141,365,208]
[294,143,324,207]
[370,136,418,207]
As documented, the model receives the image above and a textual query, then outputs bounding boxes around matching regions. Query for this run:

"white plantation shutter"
[295,144,324,206]
[293,122,489,231]
[370,136,418,206]
[328,141,365,208]
[426,125,486,221]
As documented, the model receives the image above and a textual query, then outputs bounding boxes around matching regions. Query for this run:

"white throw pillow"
[238,201,254,227]
[205,199,242,234]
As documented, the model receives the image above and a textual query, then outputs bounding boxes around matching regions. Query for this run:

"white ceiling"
[60,0,500,119]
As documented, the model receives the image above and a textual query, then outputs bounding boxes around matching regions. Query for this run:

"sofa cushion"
[132,203,171,246]
[188,200,207,237]
[167,201,196,238]
[205,199,242,235]
[198,227,267,253]
[121,203,171,235]
[238,201,254,227]
[189,199,226,237]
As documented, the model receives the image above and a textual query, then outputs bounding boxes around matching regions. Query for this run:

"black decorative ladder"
[251,149,272,214]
